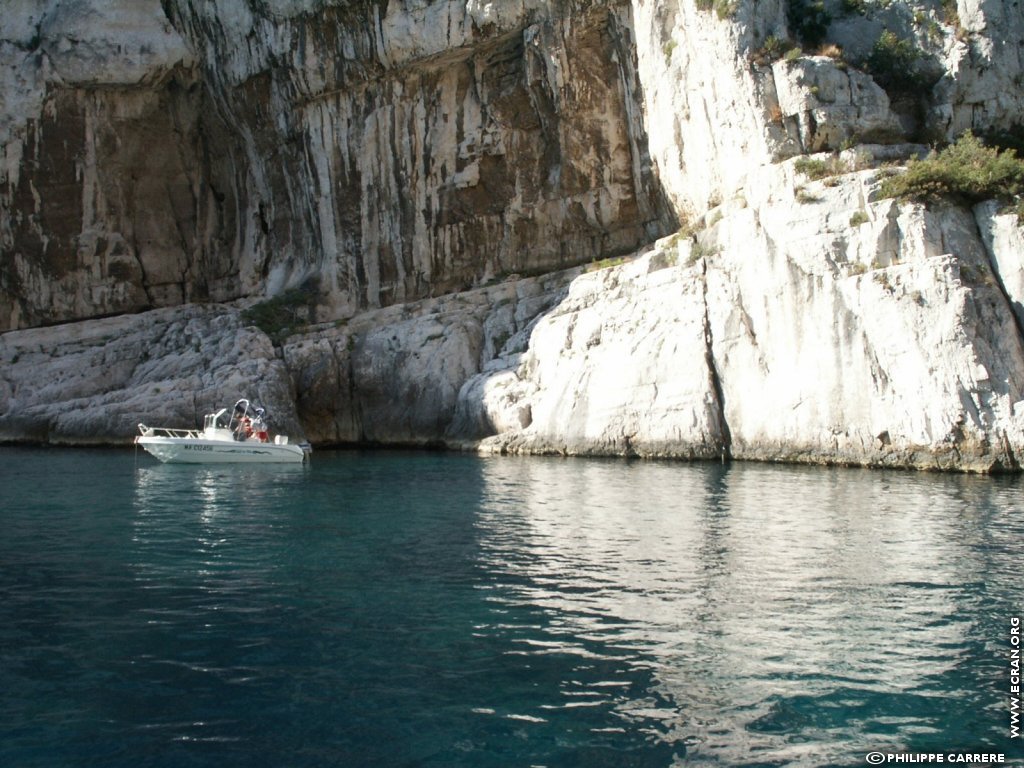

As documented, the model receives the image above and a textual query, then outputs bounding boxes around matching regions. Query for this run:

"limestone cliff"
[2,0,670,330]
[3,0,1024,472]
[460,157,1024,472]
[0,304,302,443]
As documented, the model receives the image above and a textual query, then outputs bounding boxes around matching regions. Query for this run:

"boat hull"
[137,436,307,464]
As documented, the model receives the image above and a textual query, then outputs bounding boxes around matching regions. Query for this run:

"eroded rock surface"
[2,0,672,331]
[282,269,574,445]
[0,305,301,443]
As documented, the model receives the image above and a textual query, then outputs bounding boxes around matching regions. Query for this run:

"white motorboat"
[136,399,311,464]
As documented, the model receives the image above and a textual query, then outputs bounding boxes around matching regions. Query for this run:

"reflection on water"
[471,459,1023,765]
[131,461,309,590]
[0,449,1021,768]
[133,461,310,522]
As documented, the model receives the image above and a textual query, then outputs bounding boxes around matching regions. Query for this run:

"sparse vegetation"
[817,43,843,60]
[659,250,680,268]
[940,0,962,30]
[586,256,630,273]
[864,30,936,93]
[662,216,729,268]
[912,10,944,45]
[752,35,788,65]
[794,154,850,180]
[840,0,870,16]
[675,216,701,240]
[796,187,822,204]
[850,210,870,226]
[753,37,845,68]
[679,248,701,268]
[879,132,1024,209]
[714,0,736,19]
[695,0,736,19]
[795,157,829,179]
[241,284,319,342]
[691,240,722,261]
[788,0,831,48]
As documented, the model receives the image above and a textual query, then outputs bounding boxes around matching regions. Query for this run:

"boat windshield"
[204,408,229,431]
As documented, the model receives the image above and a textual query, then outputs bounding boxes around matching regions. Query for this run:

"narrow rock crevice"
[700,258,731,460]
[972,209,1024,354]
[999,429,1019,471]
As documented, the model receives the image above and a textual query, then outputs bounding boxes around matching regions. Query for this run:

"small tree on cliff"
[880,132,1024,215]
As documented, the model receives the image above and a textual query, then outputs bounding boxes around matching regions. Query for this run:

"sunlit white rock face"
[457,253,729,460]
[630,0,1024,216]
[457,159,1024,472]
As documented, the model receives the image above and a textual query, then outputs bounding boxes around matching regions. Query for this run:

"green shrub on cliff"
[241,285,318,342]
[794,155,850,180]
[940,0,962,29]
[695,0,737,19]
[788,0,831,48]
[879,132,1024,209]
[864,30,939,93]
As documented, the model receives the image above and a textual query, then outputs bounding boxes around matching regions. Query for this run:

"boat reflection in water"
[130,460,309,609]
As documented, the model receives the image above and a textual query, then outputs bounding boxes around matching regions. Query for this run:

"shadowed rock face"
[170,0,672,316]
[1,0,673,331]
[2,81,226,330]
[1,1,204,329]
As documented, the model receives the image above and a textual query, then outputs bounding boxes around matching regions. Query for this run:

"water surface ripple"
[1,449,1021,767]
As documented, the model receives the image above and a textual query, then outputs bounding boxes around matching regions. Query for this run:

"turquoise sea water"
[1,447,1022,767]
